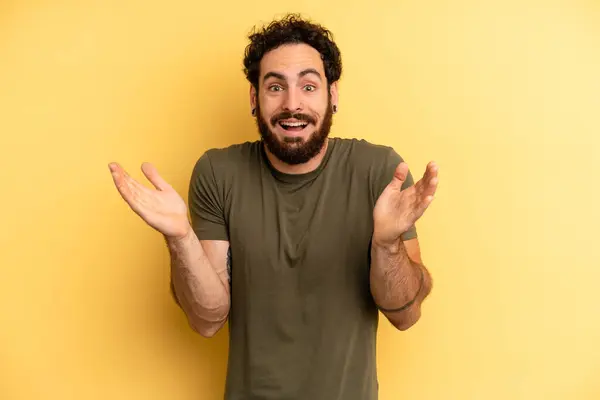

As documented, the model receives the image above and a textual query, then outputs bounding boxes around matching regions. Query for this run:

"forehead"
[259,43,325,81]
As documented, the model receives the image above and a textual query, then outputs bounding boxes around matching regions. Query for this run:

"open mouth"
[278,120,309,132]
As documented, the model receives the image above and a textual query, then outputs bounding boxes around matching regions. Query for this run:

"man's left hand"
[373,161,439,247]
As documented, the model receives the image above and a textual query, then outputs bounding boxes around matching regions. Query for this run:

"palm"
[109,162,190,238]
[373,161,438,246]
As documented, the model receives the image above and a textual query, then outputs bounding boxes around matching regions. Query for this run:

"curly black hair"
[243,14,342,89]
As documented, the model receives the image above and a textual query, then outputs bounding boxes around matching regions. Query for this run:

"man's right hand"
[108,162,191,239]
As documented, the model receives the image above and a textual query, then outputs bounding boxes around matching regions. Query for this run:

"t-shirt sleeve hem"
[401,226,418,241]
[193,222,230,242]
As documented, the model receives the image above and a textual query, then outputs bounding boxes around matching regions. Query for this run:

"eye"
[303,84,317,92]
[268,84,284,92]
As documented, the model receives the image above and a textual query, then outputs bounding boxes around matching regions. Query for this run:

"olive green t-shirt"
[188,137,416,400]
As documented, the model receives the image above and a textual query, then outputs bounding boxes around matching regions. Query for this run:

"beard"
[255,97,333,165]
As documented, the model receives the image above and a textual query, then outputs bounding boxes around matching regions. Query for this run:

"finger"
[421,161,438,184]
[428,161,438,175]
[109,162,131,198]
[413,194,435,220]
[417,162,439,196]
[108,163,151,210]
[414,182,437,212]
[422,176,438,197]
[141,162,172,191]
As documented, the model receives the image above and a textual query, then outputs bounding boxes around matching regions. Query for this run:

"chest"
[224,169,376,283]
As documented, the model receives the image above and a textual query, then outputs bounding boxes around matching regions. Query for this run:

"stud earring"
[251,108,256,116]
[333,105,338,114]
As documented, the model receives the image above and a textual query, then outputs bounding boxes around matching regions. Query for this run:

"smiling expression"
[251,43,338,165]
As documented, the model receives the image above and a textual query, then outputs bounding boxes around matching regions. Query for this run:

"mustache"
[270,111,316,126]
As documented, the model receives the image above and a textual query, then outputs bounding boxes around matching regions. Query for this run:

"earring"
[251,108,256,116]
[333,105,338,114]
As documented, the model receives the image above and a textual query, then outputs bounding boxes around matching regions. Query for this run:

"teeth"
[280,121,308,127]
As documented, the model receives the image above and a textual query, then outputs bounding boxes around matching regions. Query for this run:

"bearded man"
[109,13,439,400]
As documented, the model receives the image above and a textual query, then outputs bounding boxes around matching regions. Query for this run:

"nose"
[282,87,303,112]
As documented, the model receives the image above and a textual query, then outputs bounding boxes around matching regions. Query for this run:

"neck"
[264,138,329,175]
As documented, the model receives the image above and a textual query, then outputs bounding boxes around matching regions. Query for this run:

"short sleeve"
[374,148,418,241]
[188,151,229,241]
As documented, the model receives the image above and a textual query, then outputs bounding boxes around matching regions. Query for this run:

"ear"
[249,85,257,113]
[329,81,339,111]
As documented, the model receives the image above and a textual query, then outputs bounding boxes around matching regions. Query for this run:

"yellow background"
[2,0,599,399]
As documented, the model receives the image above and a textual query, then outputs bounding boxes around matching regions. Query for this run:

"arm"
[370,148,439,331]
[168,232,230,338]
[108,152,232,339]
[169,150,232,337]
[370,237,433,331]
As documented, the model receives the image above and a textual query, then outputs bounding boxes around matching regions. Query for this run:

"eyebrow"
[262,68,323,82]
[299,68,322,80]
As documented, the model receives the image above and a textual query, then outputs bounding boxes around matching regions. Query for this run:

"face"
[251,43,338,165]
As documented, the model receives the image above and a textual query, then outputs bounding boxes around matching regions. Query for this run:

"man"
[109,14,438,400]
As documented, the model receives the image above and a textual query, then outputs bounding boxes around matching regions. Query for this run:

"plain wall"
[1,0,599,399]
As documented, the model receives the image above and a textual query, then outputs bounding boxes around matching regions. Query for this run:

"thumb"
[141,162,172,191]
[387,162,409,191]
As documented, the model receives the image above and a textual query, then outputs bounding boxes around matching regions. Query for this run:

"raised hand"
[373,161,439,247]
[108,162,191,239]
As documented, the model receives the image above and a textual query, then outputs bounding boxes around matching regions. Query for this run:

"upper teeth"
[280,121,307,127]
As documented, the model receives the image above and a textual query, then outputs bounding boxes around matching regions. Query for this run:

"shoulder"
[196,140,260,168]
[332,137,406,169]
[191,140,261,178]
[331,137,411,201]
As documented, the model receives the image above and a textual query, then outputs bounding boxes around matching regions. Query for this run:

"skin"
[250,43,339,175]
[371,161,439,330]
[108,162,230,337]
[107,42,439,337]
